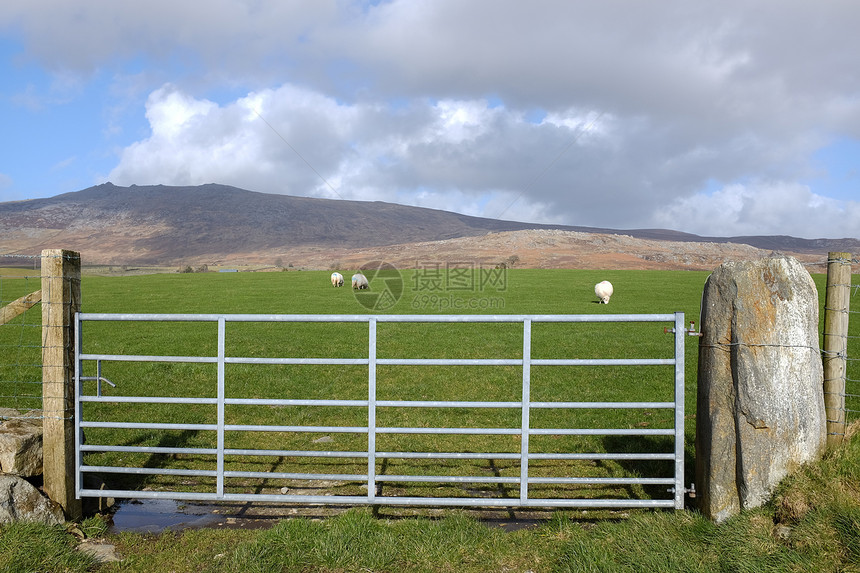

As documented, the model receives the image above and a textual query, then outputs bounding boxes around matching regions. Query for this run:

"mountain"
[1,183,857,269]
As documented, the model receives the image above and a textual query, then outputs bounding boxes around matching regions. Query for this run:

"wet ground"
[106,497,566,534]
[108,499,294,533]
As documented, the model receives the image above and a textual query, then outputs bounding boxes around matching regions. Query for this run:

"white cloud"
[107,83,603,222]
[654,181,860,239]
[109,83,364,195]
[107,79,860,238]
[6,1,860,238]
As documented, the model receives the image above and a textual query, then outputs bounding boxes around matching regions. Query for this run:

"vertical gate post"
[519,318,532,503]
[673,312,686,510]
[367,318,378,503]
[216,316,226,498]
[823,252,852,447]
[41,249,82,519]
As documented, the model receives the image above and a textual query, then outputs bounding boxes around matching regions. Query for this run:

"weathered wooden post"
[41,249,82,520]
[823,252,852,447]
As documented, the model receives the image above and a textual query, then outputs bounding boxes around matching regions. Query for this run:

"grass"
[2,426,860,571]
[57,268,704,503]
[0,522,98,573]
[0,270,43,411]
[2,269,858,480]
[1,266,859,571]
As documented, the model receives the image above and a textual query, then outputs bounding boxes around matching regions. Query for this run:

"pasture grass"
[2,424,860,571]
[3,267,859,504]
[0,270,43,410]
[2,266,860,571]
[0,522,97,573]
[60,268,706,503]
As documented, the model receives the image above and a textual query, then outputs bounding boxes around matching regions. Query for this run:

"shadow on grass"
[91,429,202,493]
[601,434,695,507]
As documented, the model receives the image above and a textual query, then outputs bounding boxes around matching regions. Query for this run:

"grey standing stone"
[695,255,826,522]
[0,473,65,524]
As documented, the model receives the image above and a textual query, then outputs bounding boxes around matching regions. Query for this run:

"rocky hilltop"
[1,183,855,270]
[266,228,830,273]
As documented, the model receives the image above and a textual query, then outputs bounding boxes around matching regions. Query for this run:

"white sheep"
[594,280,614,304]
[331,272,344,287]
[351,273,369,290]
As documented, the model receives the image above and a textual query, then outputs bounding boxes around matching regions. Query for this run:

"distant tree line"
[178,264,209,273]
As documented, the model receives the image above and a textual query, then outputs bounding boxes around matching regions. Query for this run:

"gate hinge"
[664,321,703,337]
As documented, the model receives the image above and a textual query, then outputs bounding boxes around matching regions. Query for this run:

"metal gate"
[75,313,688,509]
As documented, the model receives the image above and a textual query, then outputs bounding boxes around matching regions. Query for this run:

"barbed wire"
[701,341,823,352]
[823,255,859,264]
[752,253,860,419]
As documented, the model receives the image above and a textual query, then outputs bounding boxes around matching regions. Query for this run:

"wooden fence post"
[41,249,82,520]
[823,251,851,448]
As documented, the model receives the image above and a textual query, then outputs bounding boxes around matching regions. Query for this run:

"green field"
[1,267,855,509]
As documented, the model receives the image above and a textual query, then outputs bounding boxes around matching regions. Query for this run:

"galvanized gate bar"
[367,317,378,504]
[520,318,531,502]
[76,313,677,322]
[75,312,686,510]
[673,311,686,508]
[216,316,226,498]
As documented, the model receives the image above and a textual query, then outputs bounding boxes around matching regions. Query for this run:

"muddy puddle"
[106,498,556,534]
[108,499,287,533]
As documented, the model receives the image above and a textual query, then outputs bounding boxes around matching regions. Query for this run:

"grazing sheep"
[331,272,344,287]
[352,273,369,290]
[594,280,613,304]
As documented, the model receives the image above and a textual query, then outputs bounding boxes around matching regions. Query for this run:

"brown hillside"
[0,183,854,270]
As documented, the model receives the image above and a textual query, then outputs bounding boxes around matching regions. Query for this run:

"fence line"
[843,257,859,421]
[819,254,858,439]
[1,251,82,421]
[2,255,857,423]
[1,250,83,519]
[0,254,45,418]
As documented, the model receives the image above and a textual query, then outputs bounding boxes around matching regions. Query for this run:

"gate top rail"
[77,312,678,323]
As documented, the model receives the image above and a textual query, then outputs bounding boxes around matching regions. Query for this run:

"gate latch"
[79,360,117,396]
[664,321,702,337]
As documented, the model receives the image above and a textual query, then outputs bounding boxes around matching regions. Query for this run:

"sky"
[1,1,859,240]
